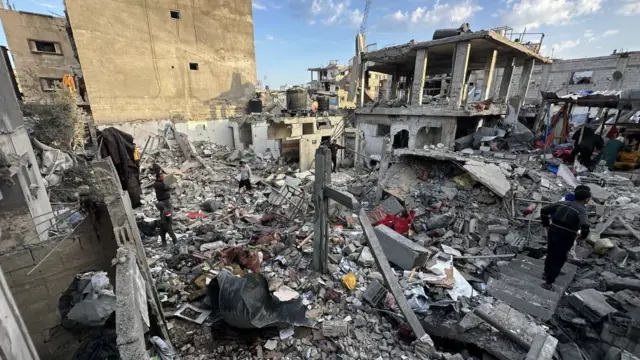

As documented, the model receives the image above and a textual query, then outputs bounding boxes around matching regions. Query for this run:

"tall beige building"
[0,9,82,102]
[65,0,257,124]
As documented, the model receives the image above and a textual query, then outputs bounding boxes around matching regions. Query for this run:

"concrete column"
[538,63,552,94]
[515,58,535,112]
[410,49,428,106]
[389,70,399,100]
[450,41,471,109]
[359,64,367,107]
[498,57,515,102]
[482,50,498,100]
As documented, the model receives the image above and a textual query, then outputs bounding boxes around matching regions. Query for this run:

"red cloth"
[376,211,415,235]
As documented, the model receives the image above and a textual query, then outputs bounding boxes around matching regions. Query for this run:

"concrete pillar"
[482,50,498,100]
[498,57,515,102]
[538,63,552,94]
[389,70,399,100]
[515,58,535,113]
[450,42,471,109]
[410,49,428,106]
[359,64,367,107]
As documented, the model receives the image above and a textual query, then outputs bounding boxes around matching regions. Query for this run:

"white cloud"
[502,0,603,30]
[266,35,275,40]
[378,1,483,31]
[292,0,363,27]
[540,39,580,57]
[253,0,268,10]
[617,1,640,14]
[583,29,619,42]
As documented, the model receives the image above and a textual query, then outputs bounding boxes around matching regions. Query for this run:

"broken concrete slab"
[322,320,349,337]
[587,183,612,203]
[569,288,618,322]
[357,246,375,267]
[463,161,511,197]
[373,224,432,270]
[525,334,558,360]
[380,196,404,216]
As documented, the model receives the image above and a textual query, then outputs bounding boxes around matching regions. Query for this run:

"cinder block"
[0,249,34,272]
[373,224,432,270]
[11,280,49,305]
[9,257,66,284]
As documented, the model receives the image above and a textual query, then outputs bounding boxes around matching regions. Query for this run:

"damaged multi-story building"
[352,26,550,157]
[0,49,174,360]
[0,5,84,103]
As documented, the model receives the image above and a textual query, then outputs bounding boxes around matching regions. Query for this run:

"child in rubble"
[238,160,252,193]
[156,202,178,246]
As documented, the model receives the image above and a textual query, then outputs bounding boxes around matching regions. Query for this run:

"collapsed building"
[353,26,549,154]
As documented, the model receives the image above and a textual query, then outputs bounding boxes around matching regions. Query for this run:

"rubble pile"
[135,131,640,360]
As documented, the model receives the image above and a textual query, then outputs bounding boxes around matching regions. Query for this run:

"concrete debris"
[132,128,640,360]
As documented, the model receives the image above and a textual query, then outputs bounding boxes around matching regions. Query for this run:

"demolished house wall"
[0,208,118,360]
[0,9,81,103]
[358,115,457,156]
[0,51,54,251]
[65,0,257,124]
[474,52,640,104]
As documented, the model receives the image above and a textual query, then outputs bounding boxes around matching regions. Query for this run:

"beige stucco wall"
[0,10,80,102]
[65,0,257,124]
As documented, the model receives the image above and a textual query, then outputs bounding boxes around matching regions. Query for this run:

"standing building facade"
[65,0,257,124]
[0,8,82,102]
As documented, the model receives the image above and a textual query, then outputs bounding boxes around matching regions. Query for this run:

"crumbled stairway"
[487,255,578,321]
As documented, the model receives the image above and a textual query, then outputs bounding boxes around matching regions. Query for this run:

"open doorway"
[392,130,409,149]
[239,123,253,150]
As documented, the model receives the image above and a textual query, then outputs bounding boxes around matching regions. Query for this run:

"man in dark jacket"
[540,185,591,290]
[153,165,172,210]
[328,139,345,173]
[156,202,178,245]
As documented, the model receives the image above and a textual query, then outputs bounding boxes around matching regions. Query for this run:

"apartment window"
[170,10,180,19]
[569,71,593,85]
[29,40,62,55]
[377,124,391,136]
[189,62,199,70]
[40,77,62,91]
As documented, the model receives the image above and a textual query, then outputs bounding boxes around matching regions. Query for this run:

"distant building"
[0,8,82,103]
[308,61,387,109]
[64,0,257,124]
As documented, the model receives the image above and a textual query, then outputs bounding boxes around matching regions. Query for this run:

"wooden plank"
[358,207,434,349]
[325,186,361,211]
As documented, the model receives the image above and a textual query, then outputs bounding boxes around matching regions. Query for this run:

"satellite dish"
[613,70,623,81]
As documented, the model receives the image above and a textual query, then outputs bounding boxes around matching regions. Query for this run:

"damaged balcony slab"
[394,148,511,197]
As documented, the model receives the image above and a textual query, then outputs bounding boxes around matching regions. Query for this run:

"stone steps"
[487,255,578,322]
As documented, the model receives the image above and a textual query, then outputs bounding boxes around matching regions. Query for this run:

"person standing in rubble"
[156,202,178,245]
[152,164,172,210]
[329,139,345,173]
[540,185,591,290]
[571,126,604,169]
[238,160,252,193]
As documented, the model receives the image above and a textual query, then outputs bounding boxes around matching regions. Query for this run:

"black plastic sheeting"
[206,271,310,329]
[73,329,120,360]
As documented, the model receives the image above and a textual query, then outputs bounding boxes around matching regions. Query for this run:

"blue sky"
[2,0,639,88]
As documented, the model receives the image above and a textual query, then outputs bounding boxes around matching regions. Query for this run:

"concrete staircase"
[487,255,578,321]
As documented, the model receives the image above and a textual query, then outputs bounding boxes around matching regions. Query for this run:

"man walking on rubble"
[540,185,591,290]
[152,163,172,210]
[328,139,345,173]
[238,160,252,193]
[156,202,178,245]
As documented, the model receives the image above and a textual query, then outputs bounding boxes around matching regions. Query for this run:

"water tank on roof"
[286,87,307,112]
[248,98,262,113]
[433,23,471,40]
[316,95,329,112]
